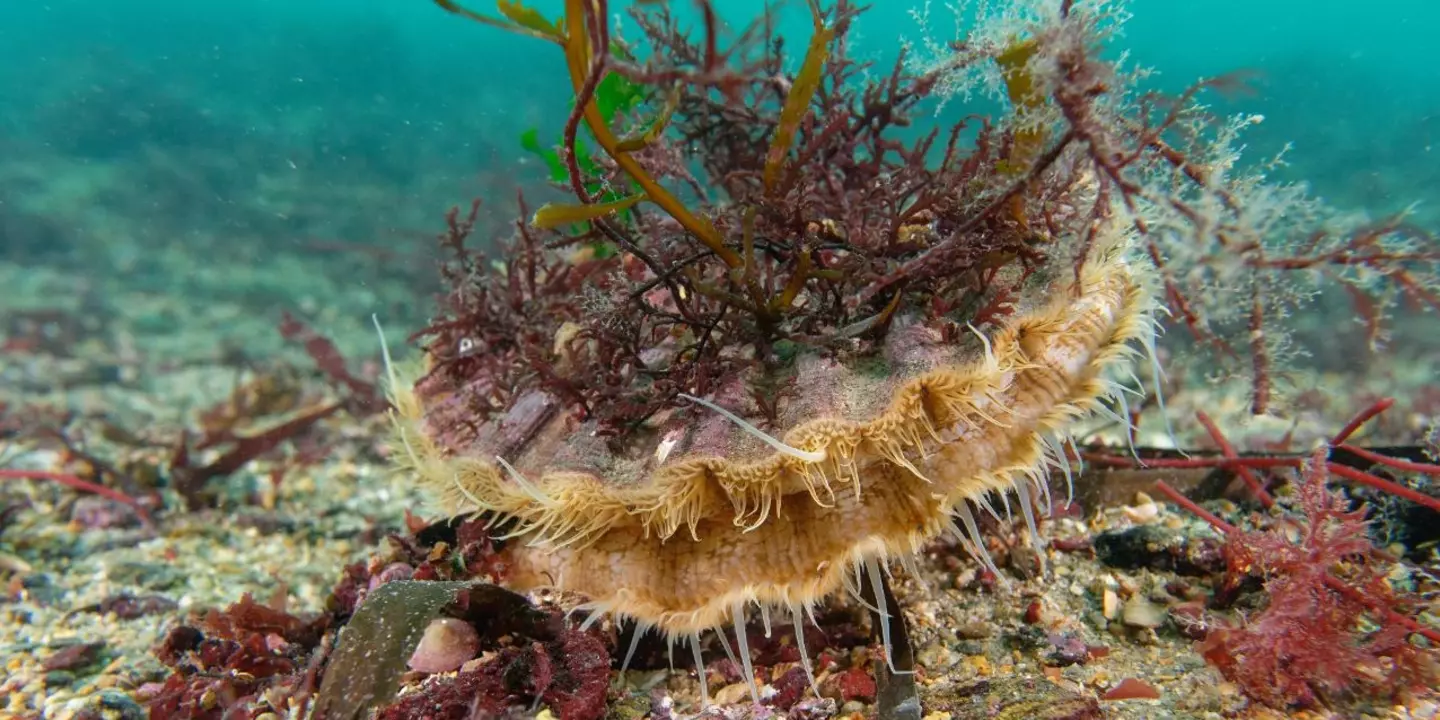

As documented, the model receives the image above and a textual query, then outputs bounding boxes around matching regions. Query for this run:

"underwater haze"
[0,0,1436,359]
[5,2,1440,718]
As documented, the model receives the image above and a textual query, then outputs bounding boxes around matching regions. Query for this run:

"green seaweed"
[615,84,680,152]
[532,192,646,229]
[996,38,1046,175]
[430,0,562,44]
[762,1,834,194]
[594,72,647,128]
[495,0,564,40]
[517,44,648,230]
[519,128,568,183]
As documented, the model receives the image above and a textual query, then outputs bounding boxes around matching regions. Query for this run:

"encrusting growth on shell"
[385,221,1161,696]
[384,0,1290,708]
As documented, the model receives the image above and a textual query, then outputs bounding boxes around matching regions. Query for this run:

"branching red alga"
[1151,400,1439,708]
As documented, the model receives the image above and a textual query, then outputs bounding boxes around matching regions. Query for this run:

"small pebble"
[97,690,146,720]
[44,671,75,688]
[712,682,752,705]
[917,642,957,670]
[0,551,33,573]
[70,496,140,529]
[1122,595,1165,629]
[1023,600,1044,625]
[1121,501,1159,524]
[954,621,993,640]
[1045,632,1089,667]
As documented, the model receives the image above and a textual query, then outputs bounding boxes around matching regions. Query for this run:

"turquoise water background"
[0,0,1435,356]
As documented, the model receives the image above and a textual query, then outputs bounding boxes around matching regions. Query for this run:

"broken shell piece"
[1122,500,1160,524]
[1121,595,1165,629]
[408,617,480,673]
[1101,588,1120,621]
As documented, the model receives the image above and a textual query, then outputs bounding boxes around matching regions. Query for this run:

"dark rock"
[415,515,464,547]
[1168,601,1210,640]
[70,497,140,529]
[1007,625,1049,652]
[1044,632,1090,667]
[787,698,838,719]
[21,573,66,606]
[156,626,204,665]
[42,641,104,671]
[45,670,76,688]
[96,690,146,720]
[73,593,178,619]
[954,622,993,640]
[955,640,986,655]
[1093,525,1224,576]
